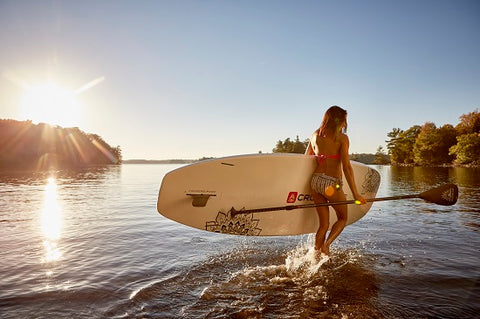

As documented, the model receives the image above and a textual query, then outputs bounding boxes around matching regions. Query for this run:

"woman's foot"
[313,248,330,263]
[313,249,322,260]
[321,244,330,256]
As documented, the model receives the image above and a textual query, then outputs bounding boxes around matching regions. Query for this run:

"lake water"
[0,163,479,318]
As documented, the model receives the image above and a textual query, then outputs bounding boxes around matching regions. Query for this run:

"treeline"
[351,151,390,165]
[0,119,122,170]
[387,109,480,166]
[272,109,480,167]
[123,159,195,164]
[272,136,309,154]
[272,135,389,164]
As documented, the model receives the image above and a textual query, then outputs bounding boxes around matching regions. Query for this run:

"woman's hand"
[355,195,367,205]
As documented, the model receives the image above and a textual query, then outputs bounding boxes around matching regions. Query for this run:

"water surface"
[0,164,479,318]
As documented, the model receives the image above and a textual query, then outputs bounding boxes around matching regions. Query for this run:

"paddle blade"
[419,184,458,206]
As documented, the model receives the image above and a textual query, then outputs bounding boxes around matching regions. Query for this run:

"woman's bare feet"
[314,249,322,261]
[321,244,330,256]
[314,248,331,263]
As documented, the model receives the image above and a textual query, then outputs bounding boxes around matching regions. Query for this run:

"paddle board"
[157,154,380,236]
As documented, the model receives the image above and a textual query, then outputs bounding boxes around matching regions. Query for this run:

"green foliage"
[413,123,456,165]
[386,109,479,166]
[374,146,390,164]
[450,109,480,165]
[0,119,122,170]
[273,136,309,154]
[274,109,480,166]
[449,133,480,165]
[437,124,457,162]
[350,153,376,164]
[386,126,421,164]
[350,149,391,165]
[455,109,480,135]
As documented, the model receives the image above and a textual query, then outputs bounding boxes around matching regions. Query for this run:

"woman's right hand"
[355,195,367,205]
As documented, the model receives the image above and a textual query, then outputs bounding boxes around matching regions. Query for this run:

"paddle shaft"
[237,194,418,215]
[230,184,458,217]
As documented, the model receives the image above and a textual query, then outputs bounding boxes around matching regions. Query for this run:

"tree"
[456,108,480,135]
[385,109,479,166]
[113,146,123,163]
[273,136,309,154]
[386,126,421,164]
[449,133,480,165]
[0,119,121,169]
[414,123,457,165]
[448,109,480,165]
[438,124,457,163]
[374,146,390,164]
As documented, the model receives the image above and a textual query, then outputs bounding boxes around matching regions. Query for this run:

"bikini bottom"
[311,173,343,197]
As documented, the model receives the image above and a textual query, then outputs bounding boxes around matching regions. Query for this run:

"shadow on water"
[105,238,380,319]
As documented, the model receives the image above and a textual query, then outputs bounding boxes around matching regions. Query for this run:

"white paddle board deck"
[157,154,380,236]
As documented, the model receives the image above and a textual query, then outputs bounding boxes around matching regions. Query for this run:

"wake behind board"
[157,154,380,236]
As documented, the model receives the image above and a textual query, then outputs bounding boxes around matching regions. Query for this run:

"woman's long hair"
[317,106,348,137]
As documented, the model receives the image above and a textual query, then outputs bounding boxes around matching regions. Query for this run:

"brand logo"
[287,192,298,203]
[286,192,313,203]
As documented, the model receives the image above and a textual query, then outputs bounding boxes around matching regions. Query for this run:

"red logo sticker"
[286,192,298,203]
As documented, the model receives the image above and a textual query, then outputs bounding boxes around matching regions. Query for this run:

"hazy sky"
[1,0,479,159]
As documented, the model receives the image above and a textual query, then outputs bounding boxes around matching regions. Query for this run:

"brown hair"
[317,105,348,137]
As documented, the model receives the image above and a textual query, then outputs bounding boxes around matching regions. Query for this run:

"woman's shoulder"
[338,133,349,144]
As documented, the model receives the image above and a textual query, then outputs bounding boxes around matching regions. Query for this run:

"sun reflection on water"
[41,177,62,262]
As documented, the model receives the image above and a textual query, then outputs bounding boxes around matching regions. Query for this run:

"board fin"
[186,193,216,207]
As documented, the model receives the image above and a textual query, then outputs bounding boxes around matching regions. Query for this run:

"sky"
[1,0,479,160]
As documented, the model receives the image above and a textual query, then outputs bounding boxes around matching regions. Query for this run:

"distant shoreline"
[123,159,197,164]
[122,158,479,168]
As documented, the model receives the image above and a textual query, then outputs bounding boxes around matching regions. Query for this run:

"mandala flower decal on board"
[206,208,262,236]
[362,168,381,196]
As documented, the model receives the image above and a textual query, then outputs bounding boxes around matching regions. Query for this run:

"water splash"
[194,235,365,317]
[284,235,331,280]
[115,236,377,318]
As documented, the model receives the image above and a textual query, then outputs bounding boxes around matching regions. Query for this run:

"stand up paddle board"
[157,154,380,236]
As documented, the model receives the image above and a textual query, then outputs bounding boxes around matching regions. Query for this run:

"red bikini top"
[315,154,341,165]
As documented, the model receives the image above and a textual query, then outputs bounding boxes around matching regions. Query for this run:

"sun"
[20,82,82,128]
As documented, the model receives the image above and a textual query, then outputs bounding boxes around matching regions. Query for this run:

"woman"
[305,106,366,257]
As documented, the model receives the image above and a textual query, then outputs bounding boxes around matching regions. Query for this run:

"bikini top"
[312,134,341,165]
[315,153,341,165]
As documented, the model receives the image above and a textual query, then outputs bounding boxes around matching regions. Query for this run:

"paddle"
[230,184,458,217]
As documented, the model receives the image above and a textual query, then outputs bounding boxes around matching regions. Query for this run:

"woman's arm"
[305,141,314,155]
[340,135,366,203]
[305,135,315,155]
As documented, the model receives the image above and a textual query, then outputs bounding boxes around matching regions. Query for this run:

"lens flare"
[41,177,62,262]
[324,186,335,197]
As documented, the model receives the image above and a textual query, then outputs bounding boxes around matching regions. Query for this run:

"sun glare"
[20,82,81,128]
[41,177,62,262]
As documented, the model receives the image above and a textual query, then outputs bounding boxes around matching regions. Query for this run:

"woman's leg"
[312,192,329,252]
[322,190,348,255]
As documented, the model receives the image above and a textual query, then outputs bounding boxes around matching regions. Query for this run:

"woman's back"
[311,133,343,178]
